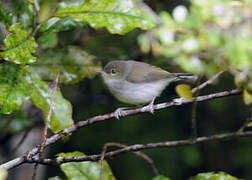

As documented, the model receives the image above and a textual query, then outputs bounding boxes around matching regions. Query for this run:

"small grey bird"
[98,60,197,118]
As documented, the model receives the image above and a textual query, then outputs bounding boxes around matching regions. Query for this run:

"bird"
[97,60,197,118]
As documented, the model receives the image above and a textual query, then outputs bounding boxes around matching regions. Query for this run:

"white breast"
[104,78,170,104]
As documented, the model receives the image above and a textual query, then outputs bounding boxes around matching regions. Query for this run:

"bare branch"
[100,142,159,180]
[26,130,252,165]
[31,73,59,180]
[192,71,225,94]
[0,89,242,170]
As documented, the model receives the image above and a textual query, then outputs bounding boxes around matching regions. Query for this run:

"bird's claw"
[143,103,155,114]
[114,108,128,119]
[173,98,183,105]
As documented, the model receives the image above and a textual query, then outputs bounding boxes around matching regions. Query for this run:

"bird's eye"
[111,69,116,75]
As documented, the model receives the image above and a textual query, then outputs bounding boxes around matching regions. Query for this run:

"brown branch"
[31,73,59,180]
[192,70,225,94]
[99,143,159,180]
[0,89,242,170]
[25,130,252,165]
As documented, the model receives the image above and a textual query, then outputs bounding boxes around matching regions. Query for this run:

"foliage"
[0,0,153,133]
[50,151,116,180]
[152,175,171,180]
[0,0,251,179]
[138,0,252,104]
[189,172,240,180]
[0,24,38,64]
[54,0,156,35]
[175,84,193,100]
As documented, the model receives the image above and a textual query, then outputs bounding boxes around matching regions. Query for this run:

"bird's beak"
[96,69,104,74]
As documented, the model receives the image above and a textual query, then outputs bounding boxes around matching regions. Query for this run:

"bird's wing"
[125,61,175,83]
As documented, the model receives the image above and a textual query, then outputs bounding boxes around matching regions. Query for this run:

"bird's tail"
[173,73,198,82]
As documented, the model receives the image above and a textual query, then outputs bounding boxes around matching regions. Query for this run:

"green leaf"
[25,72,74,133]
[29,46,101,84]
[189,172,240,180]
[37,32,58,49]
[57,151,116,180]
[175,84,193,100]
[243,89,252,105]
[0,63,30,114]
[0,2,13,27]
[0,168,7,180]
[36,17,87,34]
[48,177,63,180]
[0,24,38,65]
[54,0,156,34]
[152,175,171,180]
[7,0,34,28]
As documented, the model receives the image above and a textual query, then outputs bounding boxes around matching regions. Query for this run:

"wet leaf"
[36,17,87,34]
[58,151,116,180]
[175,84,193,100]
[0,24,38,65]
[0,63,30,114]
[29,46,101,84]
[25,72,74,133]
[54,0,156,34]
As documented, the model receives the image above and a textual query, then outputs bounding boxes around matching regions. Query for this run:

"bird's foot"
[142,97,156,114]
[114,107,128,119]
[143,103,155,114]
[173,98,183,105]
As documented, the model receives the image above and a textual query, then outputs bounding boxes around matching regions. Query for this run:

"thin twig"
[0,89,242,170]
[30,1,39,36]
[190,71,225,139]
[192,71,225,94]
[31,73,59,180]
[100,142,159,180]
[25,130,252,166]
[238,116,252,133]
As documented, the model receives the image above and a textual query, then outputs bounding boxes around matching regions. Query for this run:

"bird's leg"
[143,97,156,114]
[114,107,129,119]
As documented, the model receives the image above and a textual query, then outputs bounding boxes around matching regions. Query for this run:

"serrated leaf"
[175,84,193,100]
[54,0,156,35]
[57,151,116,180]
[243,89,252,105]
[25,72,74,133]
[29,46,101,84]
[189,172,240,180]
[0,63,30,114]
[0,24,38,65]
[152,175,170,180]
